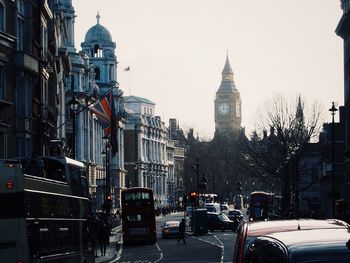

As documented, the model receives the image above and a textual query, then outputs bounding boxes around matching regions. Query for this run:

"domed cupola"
[84,13,112,44]
[81,12,116,58]
[81,12,118,91]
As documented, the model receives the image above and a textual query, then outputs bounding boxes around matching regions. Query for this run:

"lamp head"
[70,96,79,112]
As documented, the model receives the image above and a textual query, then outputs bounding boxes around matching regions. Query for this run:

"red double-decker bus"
[248,191,273,221]
[121,187,156,245]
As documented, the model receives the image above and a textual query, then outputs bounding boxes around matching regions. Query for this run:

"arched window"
[93,44,103,58]
[94,68,100,80]
[0,1,5,31]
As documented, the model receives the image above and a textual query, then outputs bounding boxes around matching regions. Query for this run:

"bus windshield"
[249,191,271,221]
[124,191,151,201]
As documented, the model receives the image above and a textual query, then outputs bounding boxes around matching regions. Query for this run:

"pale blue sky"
[73,0,343,139]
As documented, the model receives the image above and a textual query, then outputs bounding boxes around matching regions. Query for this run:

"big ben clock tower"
[214,54,242,135]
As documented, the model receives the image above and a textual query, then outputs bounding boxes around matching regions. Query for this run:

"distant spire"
[222,52,234,81]
[296,94,304,121]
[96,12,101,24]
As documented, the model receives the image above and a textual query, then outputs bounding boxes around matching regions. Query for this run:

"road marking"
[213,235,225,263]
[110,234,123,263]
[191,235,224,252]
[154,243,163,262]
[191,235,224,263]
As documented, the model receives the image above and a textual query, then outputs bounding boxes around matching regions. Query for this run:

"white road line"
[110,234,123,263]
[213,235,225,263]
[191,235,223,250]
[154,242,164,262]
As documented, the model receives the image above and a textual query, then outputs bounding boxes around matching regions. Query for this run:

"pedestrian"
[97,222,108,256]
[177,218,186,244]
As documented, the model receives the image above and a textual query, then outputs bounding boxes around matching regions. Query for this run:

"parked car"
[227,209,243,221]
[233,219,350,263]
[207,212,235,231]
[161,220,180,238]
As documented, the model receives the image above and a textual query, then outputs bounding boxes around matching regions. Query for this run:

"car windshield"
[219,214,229,220]
[229,211,240,215]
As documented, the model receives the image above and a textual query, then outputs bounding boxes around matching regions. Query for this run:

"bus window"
[68,166,83,196]
[24,159,46,178]
[125,191,150,201]
[44,158,66,181]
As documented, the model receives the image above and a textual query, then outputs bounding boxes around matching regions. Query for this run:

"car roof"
[246,219,349,237]
[165,221,180,225]
[229,209,241,213]
[268,228,350,248]
[267,228,350,260]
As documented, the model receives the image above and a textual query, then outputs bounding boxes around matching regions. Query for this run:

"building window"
[94,68,100,80]
[17,0,25,51]
[70,75,75,91]
[93,44,103,58]
[0,1,5,31]
[41,17,48,60]
[0,130,6,158]
[0,65,5,100]
[16,77,32,117]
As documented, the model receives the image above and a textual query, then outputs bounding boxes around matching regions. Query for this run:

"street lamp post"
[69,96,79,159]
[101,148,107,210]
[192,158,200,207]
[329,102,338,218]
[103,135,110,214]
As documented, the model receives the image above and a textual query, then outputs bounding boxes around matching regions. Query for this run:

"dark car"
[207,212,235,231]
[233,219,350,263]
[227,209,243,221]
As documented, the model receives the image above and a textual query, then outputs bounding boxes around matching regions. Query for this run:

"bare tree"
[239,94,324,216]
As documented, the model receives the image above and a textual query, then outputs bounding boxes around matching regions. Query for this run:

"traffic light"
[189,191,198,203]
[105,194,113,210]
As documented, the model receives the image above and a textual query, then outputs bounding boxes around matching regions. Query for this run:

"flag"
[110,93,118,156]
[92,90,118,155]
[124,66,130,71]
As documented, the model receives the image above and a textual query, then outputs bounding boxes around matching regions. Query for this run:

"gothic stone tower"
[214,54,242,135]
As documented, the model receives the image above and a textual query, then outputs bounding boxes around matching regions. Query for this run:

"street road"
[117,211,238,263]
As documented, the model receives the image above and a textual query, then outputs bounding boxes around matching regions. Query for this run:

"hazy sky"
[73,0,343,139]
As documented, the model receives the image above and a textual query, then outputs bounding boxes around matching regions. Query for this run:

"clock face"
[218,103,229,115]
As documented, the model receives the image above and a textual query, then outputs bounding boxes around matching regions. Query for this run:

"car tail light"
[7,180,14,190]
[17,260,24,263]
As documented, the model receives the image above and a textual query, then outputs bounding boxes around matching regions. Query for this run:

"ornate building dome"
[84,13,112,44]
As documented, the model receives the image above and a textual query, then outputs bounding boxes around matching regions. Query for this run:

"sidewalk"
[95,226,122,263]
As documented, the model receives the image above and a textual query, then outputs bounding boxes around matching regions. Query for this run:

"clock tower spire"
[214,54,242,135]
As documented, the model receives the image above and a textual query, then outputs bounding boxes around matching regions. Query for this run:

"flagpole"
[129,68,131,96]
[124,66,131,96]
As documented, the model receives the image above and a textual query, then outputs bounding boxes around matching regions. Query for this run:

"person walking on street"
[177,218,186,244]
[97,222,109,256]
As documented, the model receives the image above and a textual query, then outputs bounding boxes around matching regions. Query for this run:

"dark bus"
[0,157,94,263]
[121,187,156,245]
